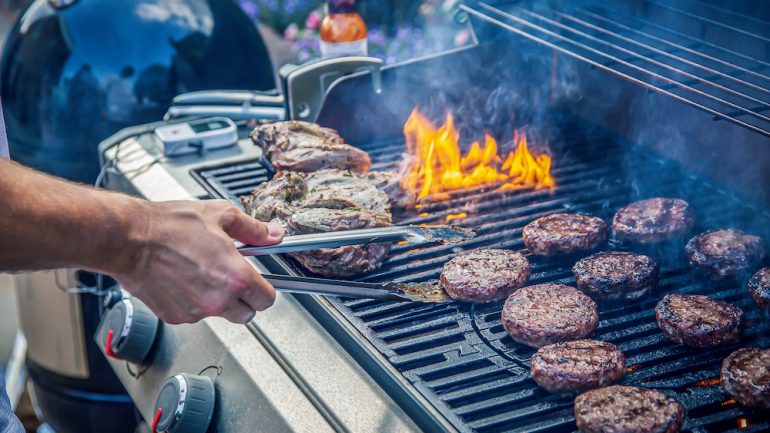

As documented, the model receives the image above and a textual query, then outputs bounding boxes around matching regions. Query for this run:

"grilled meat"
[501,284,598,348]
[439,249,531,303]
[655,294,745,348]
[287,208,392,234]
[574,385,684,433]
[612,198,694,245]
[299,169,390,214]
[686,229,765,279]
[287,207,392,278]
[240,171,306,221]
[251,121,371,173]
[748,267,770,311]
[721,348,770,409]
[522,213,607,256]
[360,171,417,211]
[531,340,626,394]
[573,252,659,301]
[241,168,394,277]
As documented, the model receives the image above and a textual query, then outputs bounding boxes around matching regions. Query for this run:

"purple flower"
[305,10,322,29]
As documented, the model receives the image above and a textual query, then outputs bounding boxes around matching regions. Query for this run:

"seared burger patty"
[655,294,745,348]
[531,340,626,394]
[612,198,694,245]
[501,284,599,348]
[686,229,765,278]
[573,252,659,301]
[574,385,684,433]
[721,348,770,409]
[523,213,607,256]
[440,249,531,303]
[748,267,770,311]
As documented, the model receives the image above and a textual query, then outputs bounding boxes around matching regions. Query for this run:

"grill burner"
[193,129,770,432]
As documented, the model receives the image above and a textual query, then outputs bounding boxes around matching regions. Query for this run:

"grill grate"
[462,0,770,138]
[193,131,770,432]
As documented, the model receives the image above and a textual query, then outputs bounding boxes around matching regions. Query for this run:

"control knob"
[95,297,159,363]
[151,373,215,433]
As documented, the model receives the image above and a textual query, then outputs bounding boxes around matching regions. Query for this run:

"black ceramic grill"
[193,130,770,433]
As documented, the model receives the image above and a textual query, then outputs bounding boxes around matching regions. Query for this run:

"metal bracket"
[280,56,383,122]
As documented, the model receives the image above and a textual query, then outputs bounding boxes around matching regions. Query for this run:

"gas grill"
[100,1,770,432]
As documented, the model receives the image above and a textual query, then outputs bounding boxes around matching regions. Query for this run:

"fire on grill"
[402,107,555,201]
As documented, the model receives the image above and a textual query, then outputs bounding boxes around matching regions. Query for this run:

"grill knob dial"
[151,374,215,433]
[95,297,159,363]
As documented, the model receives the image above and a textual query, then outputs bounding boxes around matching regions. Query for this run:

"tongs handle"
[238,226,415,256]
[262,273,408,301]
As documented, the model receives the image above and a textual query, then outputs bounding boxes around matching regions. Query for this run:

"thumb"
[222,209,285,246]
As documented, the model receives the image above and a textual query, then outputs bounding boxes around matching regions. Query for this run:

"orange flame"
[403,108,554,200]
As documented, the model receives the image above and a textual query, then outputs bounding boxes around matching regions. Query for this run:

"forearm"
[0,159,148,275]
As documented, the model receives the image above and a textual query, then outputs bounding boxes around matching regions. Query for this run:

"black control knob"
[94,297,159,363]
[151,374,215,433]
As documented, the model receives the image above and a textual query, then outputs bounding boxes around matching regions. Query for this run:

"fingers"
[220,299,257,324]
[218,203,285,246]
[239,273,276,312]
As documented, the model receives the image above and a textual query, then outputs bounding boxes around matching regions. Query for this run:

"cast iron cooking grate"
[193,131,770,433]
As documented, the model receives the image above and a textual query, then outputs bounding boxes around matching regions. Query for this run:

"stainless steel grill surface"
[463,0,770,138]
[193,131,770,433]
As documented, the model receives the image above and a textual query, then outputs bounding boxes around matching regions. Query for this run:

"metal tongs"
[262,273,452,303]
[237,225,475,256]
[238,225,474,302]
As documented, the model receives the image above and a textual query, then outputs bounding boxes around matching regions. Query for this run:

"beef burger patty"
[655,294,745,348]
[440,249,531,303]
[523,213,607,256]
[748,267,770,311]
[531,339,626,394]
[612,198,694,244]
[686,229,765,278]
[721,348,770,409]
[501,284,598,348]
[574,385,684,433]
[573,251,659,301]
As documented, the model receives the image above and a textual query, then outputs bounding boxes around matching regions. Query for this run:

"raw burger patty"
[655,294,745,348]
[501,284,598,348]
[612,198,694,244]
[574,385,684,433]
[748,267,770,311]
[686,229,765,278]
[721,348,770,409]
[573,251,659,301]
[440,249,531,303]
[522,213,607,256]
[531,340,626,394]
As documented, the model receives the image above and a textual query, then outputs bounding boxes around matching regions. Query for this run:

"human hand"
[111,199,284,324]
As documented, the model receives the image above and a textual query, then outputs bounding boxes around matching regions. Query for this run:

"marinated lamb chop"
[655,294,745,348]
[748,267,770,311]
[612,198,694,245]
[686,229,765,279]
[501,284,598,348]
[439,249,531,303]
[721,347,770,409]
[523,213,607,256]
[531,339,626,394]
[573,251,659,301]
[240,171,306,221]
[574,385,684,433]
[251,121,371,173]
